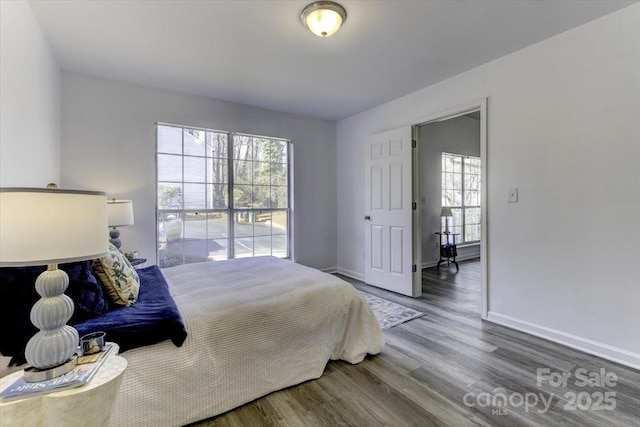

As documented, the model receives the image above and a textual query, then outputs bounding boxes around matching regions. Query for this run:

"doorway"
[362,100,487,317]
[413,100,487,318]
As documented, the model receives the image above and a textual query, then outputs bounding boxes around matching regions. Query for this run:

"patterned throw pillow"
[93,243,140,306]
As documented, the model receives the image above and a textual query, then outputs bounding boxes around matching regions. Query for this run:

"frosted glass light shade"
[107,199,134,227]
[301,1,347,37]
[0,188,108,266]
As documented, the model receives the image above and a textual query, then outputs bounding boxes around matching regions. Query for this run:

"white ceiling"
[28,0,637,121]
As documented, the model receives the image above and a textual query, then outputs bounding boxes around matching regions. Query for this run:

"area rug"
[359,291,426,330]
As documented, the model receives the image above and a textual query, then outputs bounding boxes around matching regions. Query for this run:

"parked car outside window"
[158,214,183,249]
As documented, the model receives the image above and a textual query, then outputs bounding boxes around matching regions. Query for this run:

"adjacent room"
[1,1,639,426]
[419,112,483,316]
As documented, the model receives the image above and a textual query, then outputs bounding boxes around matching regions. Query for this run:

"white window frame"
[156,123,291,266]
[441,152,481,244]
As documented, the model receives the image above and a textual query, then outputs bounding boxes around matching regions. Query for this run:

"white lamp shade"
[441,207,453,217]
[301,2,347,37]
[0,188,108,266]
[107,199,134,227]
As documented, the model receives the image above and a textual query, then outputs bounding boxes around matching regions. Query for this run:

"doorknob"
[364,215,371,221]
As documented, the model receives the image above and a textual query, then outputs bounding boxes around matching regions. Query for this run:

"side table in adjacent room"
[0,351,127,427]
[435,232,459,272]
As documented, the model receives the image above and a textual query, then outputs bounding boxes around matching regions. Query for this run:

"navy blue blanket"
[73,265,187,352]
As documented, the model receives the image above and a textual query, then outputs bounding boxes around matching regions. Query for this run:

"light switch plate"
[508,188,518,203]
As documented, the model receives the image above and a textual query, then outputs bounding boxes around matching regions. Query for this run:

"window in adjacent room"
[156,124,290,268]
[441,152,481,243]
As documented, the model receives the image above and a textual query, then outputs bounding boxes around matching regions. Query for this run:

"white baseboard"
[335,267,365,282]
[487,312,640,371]
[421,254,480,270]
[320,266,337,274]
[422,260,438,269]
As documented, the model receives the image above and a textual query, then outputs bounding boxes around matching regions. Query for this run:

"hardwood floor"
[194,259,640,426]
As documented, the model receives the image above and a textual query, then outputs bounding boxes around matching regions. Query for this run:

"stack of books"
[0,343,115,402]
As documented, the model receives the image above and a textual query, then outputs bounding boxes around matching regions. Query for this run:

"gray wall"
[0,1,60,187]
[0,0,62,379]
[419,115,480,266]
[61,71,337,270]
[337,4,640,367]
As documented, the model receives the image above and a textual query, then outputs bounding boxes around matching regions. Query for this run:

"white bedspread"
[108,257,384,427]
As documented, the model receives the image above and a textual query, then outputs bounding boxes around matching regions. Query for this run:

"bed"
[82,256,383,427]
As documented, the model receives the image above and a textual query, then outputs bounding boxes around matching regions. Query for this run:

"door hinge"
[412,202,417,210]
[412,264,417,273]
[412,139,417,148]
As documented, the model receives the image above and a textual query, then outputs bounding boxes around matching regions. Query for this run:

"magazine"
[0,343,115,402]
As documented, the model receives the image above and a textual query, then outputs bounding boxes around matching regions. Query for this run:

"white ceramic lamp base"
[24,266,79,380]
[109,227,122,249]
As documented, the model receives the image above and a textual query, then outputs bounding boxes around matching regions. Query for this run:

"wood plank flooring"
[194,259,640,426]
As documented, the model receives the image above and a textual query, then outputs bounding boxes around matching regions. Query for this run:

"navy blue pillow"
[0,261,108,362]
[0,266,41,360]
[61,261,109,321]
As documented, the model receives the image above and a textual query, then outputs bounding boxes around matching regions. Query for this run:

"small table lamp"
[106,199,134,250]
[441,207,453,234]
[0,186,107,380]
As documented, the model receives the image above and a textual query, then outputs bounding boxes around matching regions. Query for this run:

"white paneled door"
[365,126,420,297]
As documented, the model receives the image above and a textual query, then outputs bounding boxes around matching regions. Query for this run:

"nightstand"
[0,347,127,427]
[128,258,147,268]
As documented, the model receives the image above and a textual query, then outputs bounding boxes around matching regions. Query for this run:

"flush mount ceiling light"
[301,1,347,38]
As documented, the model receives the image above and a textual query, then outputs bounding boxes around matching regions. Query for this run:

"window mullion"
[250,136,255,257]
[180,129,185,265]
[204,137,209,258]
[228,133,235,259]
[461,156,466,243]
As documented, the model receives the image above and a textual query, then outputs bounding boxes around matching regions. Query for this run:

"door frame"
[413,98,488,319]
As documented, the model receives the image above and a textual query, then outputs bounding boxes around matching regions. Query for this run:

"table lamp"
[0,186,107,380]
[441,207,453,234]
[106,199,134,250]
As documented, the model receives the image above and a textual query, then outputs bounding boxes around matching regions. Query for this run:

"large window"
[157,124,290,268]
[441,152,481,243]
